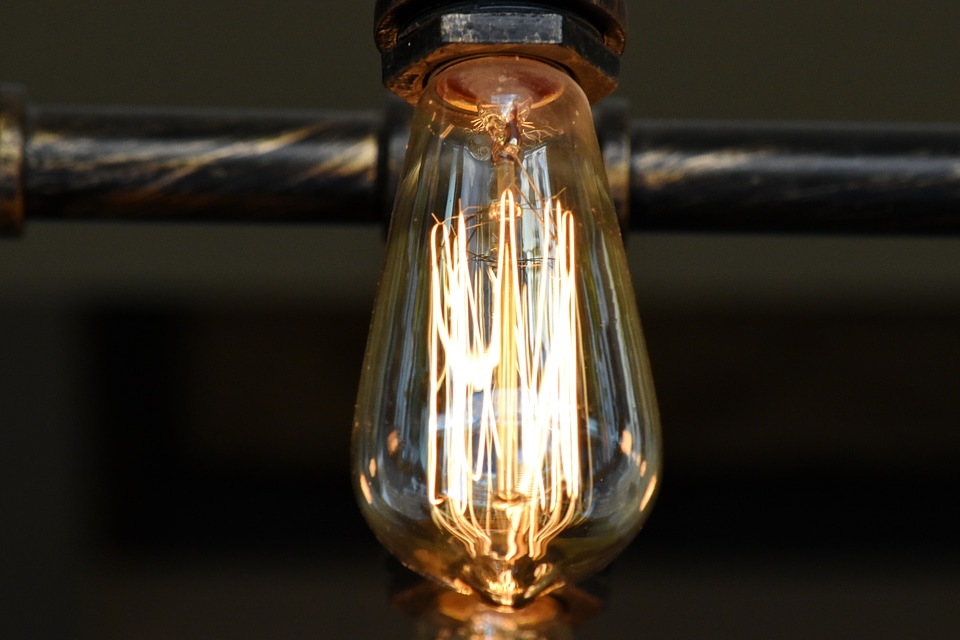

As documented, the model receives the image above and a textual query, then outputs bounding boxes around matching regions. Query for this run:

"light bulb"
[353,56,661,607]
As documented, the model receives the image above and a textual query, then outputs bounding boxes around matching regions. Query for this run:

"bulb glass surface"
[353,57,661,607]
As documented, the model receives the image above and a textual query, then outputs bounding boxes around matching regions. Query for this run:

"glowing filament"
[427,189,585,564]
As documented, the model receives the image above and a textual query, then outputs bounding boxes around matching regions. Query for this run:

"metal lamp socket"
[374,1,628,104]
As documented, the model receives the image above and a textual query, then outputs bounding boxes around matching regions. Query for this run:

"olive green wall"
[6,0,960,119]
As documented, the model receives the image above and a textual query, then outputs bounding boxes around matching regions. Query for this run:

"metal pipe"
[631,119,960,235]
[5,87,960,236]
[6,88,387,231]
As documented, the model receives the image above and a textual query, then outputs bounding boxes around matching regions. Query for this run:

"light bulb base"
[374,1,627,104]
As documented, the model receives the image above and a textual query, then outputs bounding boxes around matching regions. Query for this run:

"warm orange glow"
[427,188,584,571]
[352,57,661,608]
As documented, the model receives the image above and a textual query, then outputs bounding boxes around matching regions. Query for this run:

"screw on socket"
[374,1,627,105]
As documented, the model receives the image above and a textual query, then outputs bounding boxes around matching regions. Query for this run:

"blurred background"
[2,1,960,638]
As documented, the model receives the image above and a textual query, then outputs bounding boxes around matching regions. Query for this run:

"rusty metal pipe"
[630,119,960,235]
[5,85,960,237]
[1,85,388,235]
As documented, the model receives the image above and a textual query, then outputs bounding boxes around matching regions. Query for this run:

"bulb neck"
[374,1,627,105]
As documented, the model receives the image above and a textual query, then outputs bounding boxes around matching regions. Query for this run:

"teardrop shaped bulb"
[353,57,661,607]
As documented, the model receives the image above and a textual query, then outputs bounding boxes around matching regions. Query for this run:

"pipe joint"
[0,84,26,237]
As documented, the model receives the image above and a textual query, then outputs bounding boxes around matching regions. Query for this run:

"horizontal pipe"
[4,86,960,236]
[631,120,960,235]
[22,102,387,227]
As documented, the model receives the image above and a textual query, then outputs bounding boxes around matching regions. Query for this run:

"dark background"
[2,1,960,638]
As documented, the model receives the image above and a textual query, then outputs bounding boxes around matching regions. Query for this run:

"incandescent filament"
[427,187,587,568]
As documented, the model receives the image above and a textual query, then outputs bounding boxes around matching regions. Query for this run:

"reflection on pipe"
[5,85,960,236]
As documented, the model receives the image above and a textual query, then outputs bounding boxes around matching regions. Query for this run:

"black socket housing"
[373,1,628,104]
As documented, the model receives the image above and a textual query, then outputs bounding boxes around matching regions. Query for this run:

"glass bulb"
[353,56,661,607]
